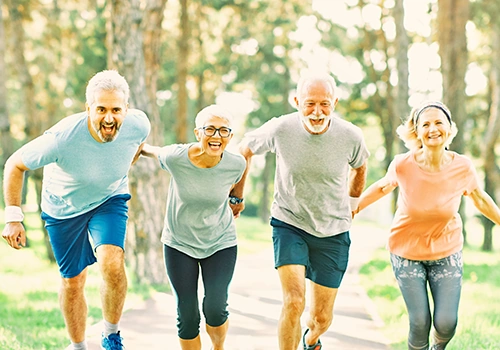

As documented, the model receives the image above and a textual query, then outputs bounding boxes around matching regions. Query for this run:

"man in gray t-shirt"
[230,73,369,350]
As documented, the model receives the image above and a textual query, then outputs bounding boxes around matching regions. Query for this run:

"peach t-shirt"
[386,151,479,260]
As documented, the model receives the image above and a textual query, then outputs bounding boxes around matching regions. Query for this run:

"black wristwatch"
[229,196,244,205]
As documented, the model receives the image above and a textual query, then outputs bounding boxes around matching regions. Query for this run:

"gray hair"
[195,104,234,128]
[296,73,337,100]
[85,70,130,106]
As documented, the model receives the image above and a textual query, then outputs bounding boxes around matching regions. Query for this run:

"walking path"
[72,223,391,350]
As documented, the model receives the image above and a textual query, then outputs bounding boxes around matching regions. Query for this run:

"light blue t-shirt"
[20,109,150,219]
[158,143,246,259]
[242,112,370,238]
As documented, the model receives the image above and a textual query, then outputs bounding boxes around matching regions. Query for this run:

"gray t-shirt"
[242,112,369,237]
[158,143,246,258]
[20,109,150,219]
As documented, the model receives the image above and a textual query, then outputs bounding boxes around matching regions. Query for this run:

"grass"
[358,219,500,350]
[0,212,272,350]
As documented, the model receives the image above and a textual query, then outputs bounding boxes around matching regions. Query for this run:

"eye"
[321,102,331,107]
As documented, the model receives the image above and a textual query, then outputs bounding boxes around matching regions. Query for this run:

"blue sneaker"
[101,331,124,350]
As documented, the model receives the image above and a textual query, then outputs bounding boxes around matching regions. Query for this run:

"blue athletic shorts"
[41,194,132,278]
[270,217,351,288]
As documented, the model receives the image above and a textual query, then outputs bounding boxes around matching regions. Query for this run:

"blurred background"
[0,0,499,284]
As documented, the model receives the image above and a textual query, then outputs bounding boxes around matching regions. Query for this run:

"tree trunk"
[0,0,14,173]
[481,25,500,251]
[108,0,169,284]
[176,0,189,143]
[5,0,50,254]
[437,0,469,242]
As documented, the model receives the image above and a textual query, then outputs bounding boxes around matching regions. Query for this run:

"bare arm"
[229,144,254,218]
[348,161,367,198]
[355,176,397,215]
[140,143,162,161]
[2,151,30,249]
[131,142,146,165]
[468,188,500,226]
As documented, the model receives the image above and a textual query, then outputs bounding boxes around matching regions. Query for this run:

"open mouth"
[208,141,222,150]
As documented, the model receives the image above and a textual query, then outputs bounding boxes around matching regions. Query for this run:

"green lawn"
[0,212,272,350]
[3,211,498,350]
[359,220,500,350]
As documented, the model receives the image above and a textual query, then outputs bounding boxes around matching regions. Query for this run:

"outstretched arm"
[140,143,162,161]
[2,151,29,249]
[354,176,397,215]
[468,188,500,226]
[229,145,254,218]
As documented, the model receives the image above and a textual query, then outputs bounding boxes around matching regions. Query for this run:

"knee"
[310,312,333,331]
[61,272,86,294]
[97,245,125,276]
[177,302,201,339]
[283,293,306,318]
[203,300,229,327]
[409,313,431,338]
[434,316,457,338]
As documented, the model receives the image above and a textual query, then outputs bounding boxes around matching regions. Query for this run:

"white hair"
[296,73,337,100]
[195,104,234,128]
[85,70,130,106]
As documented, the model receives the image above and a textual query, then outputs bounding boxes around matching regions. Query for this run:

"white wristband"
[5,206,24,223]
[349,196,360,211]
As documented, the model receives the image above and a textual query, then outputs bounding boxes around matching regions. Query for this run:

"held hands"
[2,222,26,250]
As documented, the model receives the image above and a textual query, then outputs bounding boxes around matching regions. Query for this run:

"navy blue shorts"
[41,194,131,278]
[271,217,350,288]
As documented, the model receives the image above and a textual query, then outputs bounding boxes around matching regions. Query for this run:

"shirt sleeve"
[20,133,59,170]
[241,117,279,155]
[349,128,370,169]
[158,144,178,173]
[463,160,480,195]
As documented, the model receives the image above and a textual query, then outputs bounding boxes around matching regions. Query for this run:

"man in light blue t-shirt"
[230,73,369,350]
[2,70,150,350]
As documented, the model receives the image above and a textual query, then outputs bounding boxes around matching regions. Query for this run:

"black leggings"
[164,245,237,340]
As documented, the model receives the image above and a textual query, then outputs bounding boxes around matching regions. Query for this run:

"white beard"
[299,110,331,134]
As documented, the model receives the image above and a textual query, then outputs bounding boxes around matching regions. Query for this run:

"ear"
[332,98,339,108]
[85,102,90,113]
[194,128,201,141]
[294,96,299,108]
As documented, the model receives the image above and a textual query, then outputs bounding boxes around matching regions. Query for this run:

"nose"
[313,104,321,116]
[104,112,114,123]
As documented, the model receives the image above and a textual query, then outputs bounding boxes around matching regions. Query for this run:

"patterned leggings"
[390,251,463,350]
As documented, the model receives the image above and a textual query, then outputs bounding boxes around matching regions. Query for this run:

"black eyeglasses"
[199,126,232,138]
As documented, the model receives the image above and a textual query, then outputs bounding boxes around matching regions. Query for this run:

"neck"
[415,146,450,172]
[189,144,222,168]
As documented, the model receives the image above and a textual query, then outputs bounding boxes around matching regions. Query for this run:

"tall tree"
[108,0,169,284]
[437,0,470,240]
[480,7,500,251]
[0,0,14,173]
[176,0,189,143]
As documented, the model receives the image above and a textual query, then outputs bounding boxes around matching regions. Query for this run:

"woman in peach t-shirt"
[354,101,500,350]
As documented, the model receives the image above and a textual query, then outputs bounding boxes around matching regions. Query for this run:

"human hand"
[230,202,245,218]
[131,142,146,165]
[2,222,26,249]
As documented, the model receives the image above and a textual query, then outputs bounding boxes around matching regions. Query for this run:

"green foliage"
[359,222,500,349]
[0,213,163,349]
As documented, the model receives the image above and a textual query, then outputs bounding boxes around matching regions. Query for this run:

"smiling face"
[415,108,452,149]
[194,116,233,157]
[86,89,128,143]
[295,80,338,135]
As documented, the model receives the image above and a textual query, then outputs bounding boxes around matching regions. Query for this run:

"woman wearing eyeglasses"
[353,101,500,350]
[140,104,246,350]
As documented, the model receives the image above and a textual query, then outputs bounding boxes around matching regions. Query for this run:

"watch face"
[230,197,242,204]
